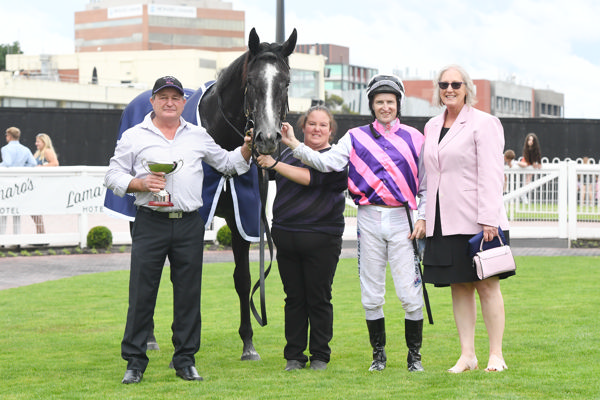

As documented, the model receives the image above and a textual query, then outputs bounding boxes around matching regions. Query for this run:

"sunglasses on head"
[438,81,464,90]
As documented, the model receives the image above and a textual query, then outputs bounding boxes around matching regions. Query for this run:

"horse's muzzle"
[253,130,282,155]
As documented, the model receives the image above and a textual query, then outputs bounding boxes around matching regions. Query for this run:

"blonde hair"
[5,126,21,140]
[33,133,57,163]
[432,64,478,108]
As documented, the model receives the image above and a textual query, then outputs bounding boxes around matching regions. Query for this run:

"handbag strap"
[479,234,504,251]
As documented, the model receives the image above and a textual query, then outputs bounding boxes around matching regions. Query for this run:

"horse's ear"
[248,28,260,55]
[281,28,297,57]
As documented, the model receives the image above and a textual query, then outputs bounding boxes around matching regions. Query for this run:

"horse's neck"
[199,85,245,151]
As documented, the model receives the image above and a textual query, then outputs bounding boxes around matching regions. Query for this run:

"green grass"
[1,256,599,399]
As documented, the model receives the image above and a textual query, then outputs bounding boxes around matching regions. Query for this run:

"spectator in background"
[518,133,542,169]
[0,127,37,167]
[504,149,516,168]
[517,133,542,202]
[0,127,37,235]
[33,133,59,167]
[578,157,595,206]
[503,149,517,194]
[31,133,60,234]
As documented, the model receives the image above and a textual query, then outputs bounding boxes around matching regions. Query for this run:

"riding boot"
[366,318,386,371]
[405,319,424,372]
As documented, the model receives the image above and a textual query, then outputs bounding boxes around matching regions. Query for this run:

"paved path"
[1,242,599,291]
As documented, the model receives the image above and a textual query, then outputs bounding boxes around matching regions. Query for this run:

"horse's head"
[244,28,297,155]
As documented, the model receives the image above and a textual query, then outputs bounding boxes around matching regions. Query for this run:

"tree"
[324,91,357,114]
[0,41,23,71]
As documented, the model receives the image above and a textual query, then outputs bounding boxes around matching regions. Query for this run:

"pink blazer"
[423,105,509,237]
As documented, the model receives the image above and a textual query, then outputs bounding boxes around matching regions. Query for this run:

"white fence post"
[558,162,568,239]
[567,161,579,244]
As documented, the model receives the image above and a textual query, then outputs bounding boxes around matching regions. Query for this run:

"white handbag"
[472,236,516,280]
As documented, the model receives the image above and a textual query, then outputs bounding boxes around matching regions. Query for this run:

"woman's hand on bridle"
[256,154,276,169]
[281,122,301,150]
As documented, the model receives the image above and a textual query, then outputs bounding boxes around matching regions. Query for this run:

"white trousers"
[357,205,424,320]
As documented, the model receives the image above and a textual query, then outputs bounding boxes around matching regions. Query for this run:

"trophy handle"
[141,158,151,173]
[171,159,184,175]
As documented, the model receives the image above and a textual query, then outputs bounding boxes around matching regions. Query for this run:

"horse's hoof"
[147,340,160,351]
[241,351,261,361]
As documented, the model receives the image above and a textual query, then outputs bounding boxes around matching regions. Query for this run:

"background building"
[403,78,564,118]
[295,43,377,114]
[3,49,325,112]
[75,0,245,53]
[1,0,565,118]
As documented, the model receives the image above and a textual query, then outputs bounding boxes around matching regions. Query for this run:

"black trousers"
[121,209,205,372]
[272,227,342,363]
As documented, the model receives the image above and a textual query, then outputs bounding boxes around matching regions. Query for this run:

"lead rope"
[249,166,275,326]
[216,85,281,326]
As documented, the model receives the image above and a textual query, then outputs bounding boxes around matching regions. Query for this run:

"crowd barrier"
[2,162,599,248]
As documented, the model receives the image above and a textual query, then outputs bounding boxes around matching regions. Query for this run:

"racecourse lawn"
[0,255,599,400]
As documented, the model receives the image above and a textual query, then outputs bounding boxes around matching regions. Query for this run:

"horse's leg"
[226,214,261,361]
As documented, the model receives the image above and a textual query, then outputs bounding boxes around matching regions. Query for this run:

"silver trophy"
[141,159,184,207]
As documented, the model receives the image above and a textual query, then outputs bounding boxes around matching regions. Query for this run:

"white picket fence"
[342,159,600,243]
[502,161,600,240]
[1,161,599,248]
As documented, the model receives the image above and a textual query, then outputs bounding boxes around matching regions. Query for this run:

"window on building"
[327,64,342,79]
[518,100,523,113]
[290,69,319,99]
[541,103,546,114]
[497,97,502,110]
[504,98,510,111]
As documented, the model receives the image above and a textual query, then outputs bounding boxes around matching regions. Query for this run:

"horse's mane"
[215,51,250,92]
[215,43,291,92]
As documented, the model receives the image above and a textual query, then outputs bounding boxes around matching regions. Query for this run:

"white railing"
[2,162,599,248]
[343,161,600,243]
[503,162,600,241]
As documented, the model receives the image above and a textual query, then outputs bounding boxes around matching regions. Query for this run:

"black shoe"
[176,365,203,381]
[122,369,143,384]
[284,360,306,371]
[310,360,327,370]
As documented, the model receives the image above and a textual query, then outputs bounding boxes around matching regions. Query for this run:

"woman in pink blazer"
[422,65,514,373]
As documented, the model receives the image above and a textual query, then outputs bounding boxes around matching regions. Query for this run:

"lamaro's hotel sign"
[0,167,108,215]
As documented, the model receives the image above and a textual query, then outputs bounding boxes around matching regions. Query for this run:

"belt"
[137,207,197,219]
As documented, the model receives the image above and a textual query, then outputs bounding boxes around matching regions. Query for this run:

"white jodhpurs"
[357,205,424,320]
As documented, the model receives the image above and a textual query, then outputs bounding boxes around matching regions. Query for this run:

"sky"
[1,0,599,119]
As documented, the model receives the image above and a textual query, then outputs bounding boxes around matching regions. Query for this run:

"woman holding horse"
[278,75,427,373]
[257,106,347,371]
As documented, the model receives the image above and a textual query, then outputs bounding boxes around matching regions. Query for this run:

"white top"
[105,112,250,212]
